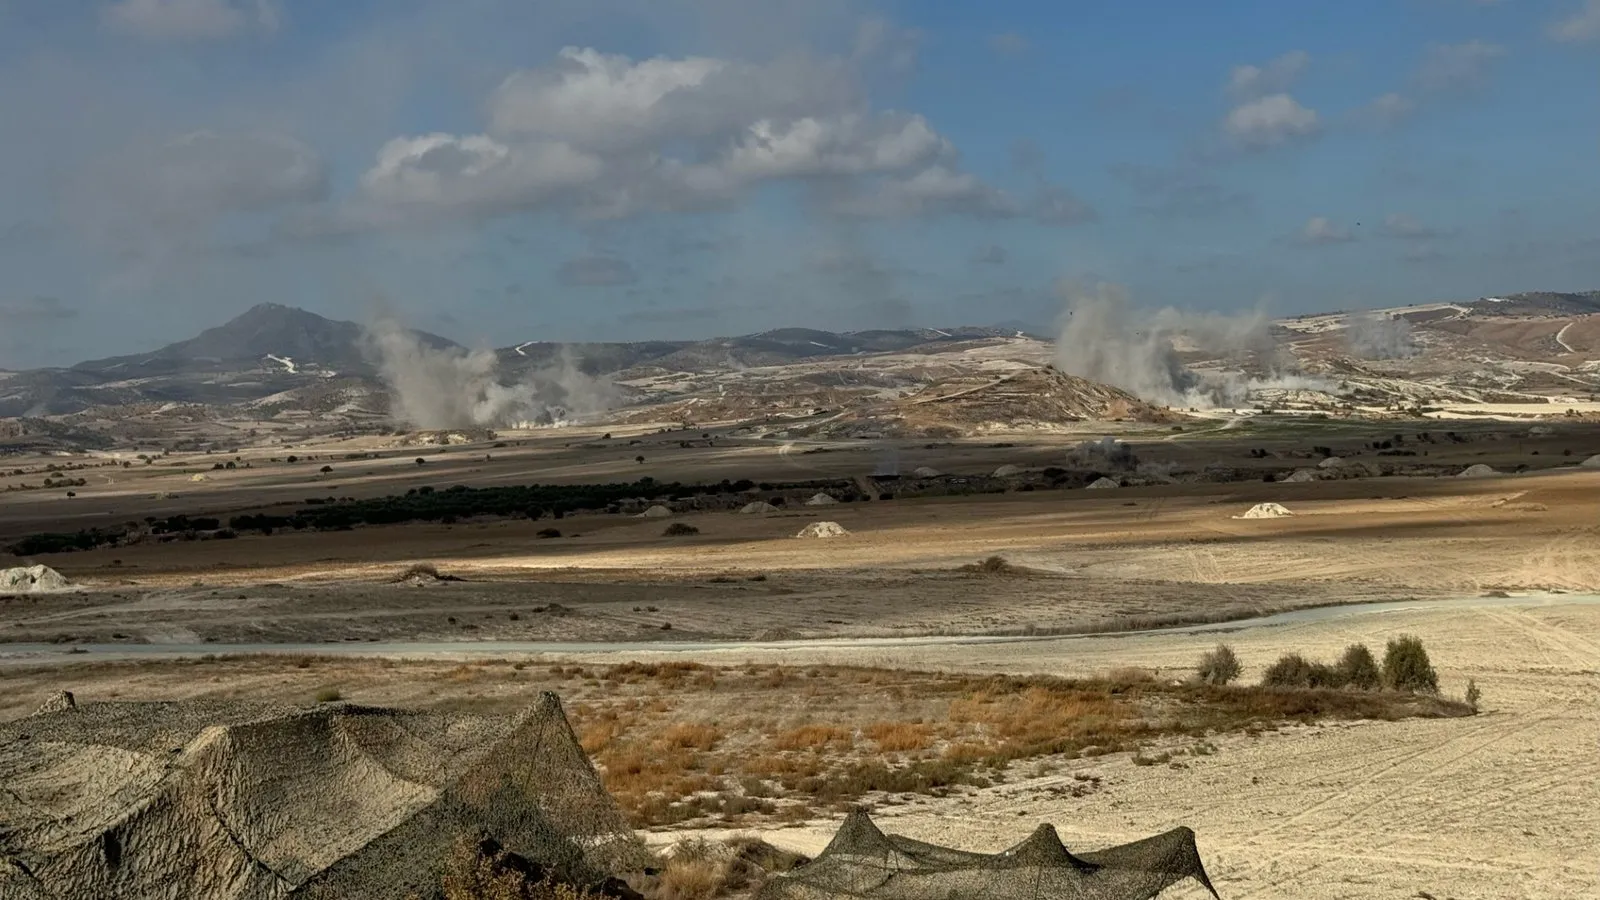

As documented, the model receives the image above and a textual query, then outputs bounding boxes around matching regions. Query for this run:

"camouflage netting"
[756,809,1218,900]
[0,691,648,900]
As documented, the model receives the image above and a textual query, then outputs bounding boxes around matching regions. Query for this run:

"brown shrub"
[771,724,853,751]
[864,721,935,752]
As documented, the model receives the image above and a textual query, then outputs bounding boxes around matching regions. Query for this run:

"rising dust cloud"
[362,317,618,430]
[1344,312,1420,360]
[1052,281,1304,407]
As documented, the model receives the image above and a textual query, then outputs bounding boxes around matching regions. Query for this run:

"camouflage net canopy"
[756,809,1219,900]
[0,691,648,900]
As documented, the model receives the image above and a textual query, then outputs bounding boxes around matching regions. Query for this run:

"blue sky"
[0,0,1597,367]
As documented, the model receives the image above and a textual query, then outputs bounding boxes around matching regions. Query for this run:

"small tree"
[635,455,645,464]
[1337,644,1381,690]
[1197,644,1241,686]
[320,465,334,474]
[416,457,427,466]
[1382,634,1439,693]
[1465,679,1481,712]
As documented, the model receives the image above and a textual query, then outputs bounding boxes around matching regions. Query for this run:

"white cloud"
[488,47,858,153]
[723,113,950,179]
[356,133,603,219]
[102,0,278,42]
[1416,40,1505,92]
[1550,0,1600,42]
[1224,93,1320,148]
[347,44,1005,228]
[1228,50,1310,100]
[1300,216,1355,245]
[830,166,1019,220]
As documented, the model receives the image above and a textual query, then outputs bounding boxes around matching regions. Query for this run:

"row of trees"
[1197,635,1450,696]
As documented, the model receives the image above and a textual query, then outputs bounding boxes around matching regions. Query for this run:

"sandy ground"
[609,599,1600,900]
[5,598,1594,898]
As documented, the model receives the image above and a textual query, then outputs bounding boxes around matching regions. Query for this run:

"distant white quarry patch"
[796,521,849,538]
[265,354,297,374]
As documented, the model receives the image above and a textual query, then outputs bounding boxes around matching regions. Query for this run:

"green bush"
[1197,644,1241,686]
[1261,654,1342,689]
[1337,644,1381,690]
[1383,635,1439,693]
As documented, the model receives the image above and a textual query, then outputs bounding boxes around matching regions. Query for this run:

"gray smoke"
[1068,436,1138,469]
[1052,281,1283,407]
[1344,312,1419,360]
[362,316,617,430]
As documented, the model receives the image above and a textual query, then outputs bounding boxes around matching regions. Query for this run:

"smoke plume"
[1344,312,1419,360]
[362,316,617,430]
[1052,281,1284,407]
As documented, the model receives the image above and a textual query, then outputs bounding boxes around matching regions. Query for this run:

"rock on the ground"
[796,521,850,538]
[637,505,673,518]
[739,501,779,514]
[992,464,1023,477]
[1458,464,1499,478]
[912,466,942,478]
[1086,477,1120,489]
[1235,502,1294,519]
[804,493,838,506]
[0,565,70,595]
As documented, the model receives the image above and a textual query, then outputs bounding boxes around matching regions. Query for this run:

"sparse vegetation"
[663,523,700,537]
[1337,643,1381,690]
[314,688,342,703]
[1196,644,1241,685]
[1465,678,1481,712]
[1383,634,1440,693]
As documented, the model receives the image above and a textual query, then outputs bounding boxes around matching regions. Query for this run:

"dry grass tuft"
[864,721,934,752]
[771,724,853,751]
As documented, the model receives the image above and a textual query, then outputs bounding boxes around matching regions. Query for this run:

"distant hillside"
[1461,291,1600,318]
[73,303,458,376]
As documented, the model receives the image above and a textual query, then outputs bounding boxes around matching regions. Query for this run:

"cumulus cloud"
[102,0,279,42]
[830,165,1019,219]
[346,45,1003,230]
[1227,50,1310,100]
[0,297,77,322]
[1300,217,1355,244]
[1224,93,1320,148]
[1549,0,1600,42]
[556,255,639,286]
[1416,40,1505,91]
[355,133,602,219]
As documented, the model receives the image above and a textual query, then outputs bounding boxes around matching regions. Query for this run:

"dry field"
[5,421,1600,898]
[3,595,1594,899]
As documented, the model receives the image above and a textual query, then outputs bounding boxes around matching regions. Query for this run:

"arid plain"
[4,417,1599,898]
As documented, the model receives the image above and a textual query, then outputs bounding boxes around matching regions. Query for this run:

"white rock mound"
[1235,502,1294,519]
[1086,477,1119,490]
[1580,454,1600,469]
[796,521,850,539]
[912,466,942,478]
[1281,468,1318,483]
[637,505,673,518]
[739,501,779,514]
[992,464,1023,477]
[1317,457,1344,469]
[1,565,70,594]
[804,493,838,506]
[1458,464,1499,478]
